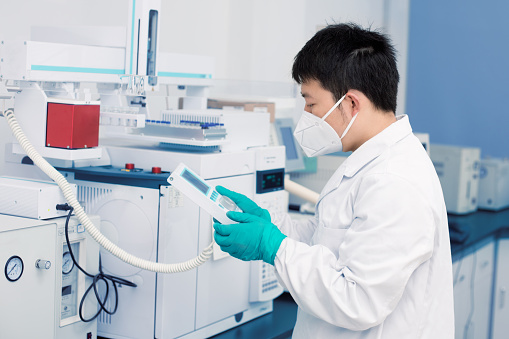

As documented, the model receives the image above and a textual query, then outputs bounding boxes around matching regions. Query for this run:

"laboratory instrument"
[478,157,509,211]
[430,144,481,214]
[0,176,76,219]
[111,109,270,153]
[167,163,241,224]
[0,213,100,339]
[56,145,285,339]
[0,1,288,338]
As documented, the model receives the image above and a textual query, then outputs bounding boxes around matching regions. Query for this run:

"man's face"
[300,79,347,137]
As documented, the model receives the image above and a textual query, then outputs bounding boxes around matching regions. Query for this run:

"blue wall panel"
[406,0,509,157]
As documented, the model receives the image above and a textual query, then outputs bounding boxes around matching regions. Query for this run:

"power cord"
[58,204,137,322]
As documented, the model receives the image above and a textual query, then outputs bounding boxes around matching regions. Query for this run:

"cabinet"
[453,241,494,339]
[492,238,509,338]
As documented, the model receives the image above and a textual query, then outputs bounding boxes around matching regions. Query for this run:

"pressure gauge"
[5,256,24,282]
[62,251,74,274]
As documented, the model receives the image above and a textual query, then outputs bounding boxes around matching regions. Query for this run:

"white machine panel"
[65,178,160,339]
[0,176,76,219]
[0,214,100,339]
[168,163,241,260]
[12,84,103,161]
[478,158,509,211]
[0,40,125,83]
[168,163,241,224]
[252,146,286,302]
[156,185,200,338]
[56,146,285,339]
[0,215,57,338]
[55,215,101,339]
[158,52,215,80]
[430,144,481,214]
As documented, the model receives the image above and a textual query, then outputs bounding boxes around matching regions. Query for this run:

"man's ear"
[344,91,361,118]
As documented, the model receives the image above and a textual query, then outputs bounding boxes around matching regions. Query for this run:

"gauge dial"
[5,256,24,282]
[62,251,74,274]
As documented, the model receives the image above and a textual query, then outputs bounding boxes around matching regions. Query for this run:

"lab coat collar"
[342,114,412,178]
[316,114,412,207]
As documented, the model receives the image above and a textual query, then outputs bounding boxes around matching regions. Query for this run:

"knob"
[152,166,162,174]
[125,163,135,170]
[35,259,51,270]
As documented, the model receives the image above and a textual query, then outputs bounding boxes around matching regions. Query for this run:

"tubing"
[3,109,213,273]
[284,177,320,205]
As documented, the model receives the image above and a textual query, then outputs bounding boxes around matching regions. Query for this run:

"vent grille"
[98,296,112,325]
[77,185,112,212]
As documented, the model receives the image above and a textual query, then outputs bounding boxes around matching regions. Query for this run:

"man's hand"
[213,211,286,265]
[216,186,271,222]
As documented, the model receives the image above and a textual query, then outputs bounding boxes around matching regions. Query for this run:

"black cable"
[60,204,137,322]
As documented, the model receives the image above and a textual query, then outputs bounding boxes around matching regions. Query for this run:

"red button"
[125,163,135,170]
[152,166,162,174]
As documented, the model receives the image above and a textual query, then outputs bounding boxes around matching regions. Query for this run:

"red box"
[46,103,100,149]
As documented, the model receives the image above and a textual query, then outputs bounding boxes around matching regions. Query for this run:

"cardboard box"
[207,99,275,122]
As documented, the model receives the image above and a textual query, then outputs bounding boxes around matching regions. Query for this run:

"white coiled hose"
[3,109,214,273]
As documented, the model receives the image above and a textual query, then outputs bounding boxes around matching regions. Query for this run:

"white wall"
[0,0,408,172]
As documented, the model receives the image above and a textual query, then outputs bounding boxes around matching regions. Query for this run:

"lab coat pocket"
[310,222,348,258]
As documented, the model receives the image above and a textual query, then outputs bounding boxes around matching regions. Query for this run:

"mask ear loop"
[340,111,358,139]
[321,94,347,121]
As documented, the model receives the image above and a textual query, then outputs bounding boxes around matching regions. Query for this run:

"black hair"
[292,23,399,113]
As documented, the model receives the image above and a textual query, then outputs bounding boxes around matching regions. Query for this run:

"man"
[214,23,454,338]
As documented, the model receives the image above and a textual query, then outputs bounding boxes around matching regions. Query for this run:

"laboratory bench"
[210,292,297,339]
[449,208,509,256]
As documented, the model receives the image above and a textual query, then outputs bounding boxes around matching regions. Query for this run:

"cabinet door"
[453,242,494,339]
[0,223,57,338]
[453,252,474,339]
[471,243,494,339]
[195,174,254,330]
[492,239,509,339]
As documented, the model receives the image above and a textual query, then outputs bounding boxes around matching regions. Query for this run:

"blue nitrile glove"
[216,186,271,222]
[213,211,286,265]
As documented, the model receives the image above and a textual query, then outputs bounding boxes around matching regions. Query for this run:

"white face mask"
[293,94,358,157]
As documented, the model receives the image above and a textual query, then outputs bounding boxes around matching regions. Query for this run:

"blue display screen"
[181,169,209,195]
[256,168,285,194]
[280,126,298,160]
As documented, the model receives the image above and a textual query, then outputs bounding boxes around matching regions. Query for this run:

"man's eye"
[307,104,314,108]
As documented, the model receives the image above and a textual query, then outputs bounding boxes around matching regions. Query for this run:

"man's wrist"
[266,232,287,265]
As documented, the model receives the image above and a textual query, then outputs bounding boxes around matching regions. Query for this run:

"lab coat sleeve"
[270,210,318,244]
[274,173,435,330]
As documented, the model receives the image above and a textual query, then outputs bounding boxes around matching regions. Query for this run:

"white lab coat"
[272,115,454,338]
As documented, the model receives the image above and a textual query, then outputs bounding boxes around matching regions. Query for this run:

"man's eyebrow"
[301,92,313,99]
